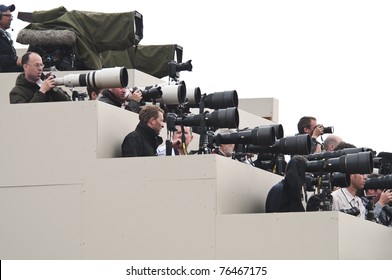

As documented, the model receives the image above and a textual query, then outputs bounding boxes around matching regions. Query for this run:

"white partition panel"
[216,212,392,260]
[0,183,83,259]
[1,96,391,260]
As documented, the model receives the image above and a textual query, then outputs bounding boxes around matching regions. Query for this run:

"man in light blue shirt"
[157,125,193,156]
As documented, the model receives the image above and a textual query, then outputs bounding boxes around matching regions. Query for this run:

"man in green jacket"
[9,51,71,103]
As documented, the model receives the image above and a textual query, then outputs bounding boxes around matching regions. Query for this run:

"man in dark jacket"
[265,155,307,212]
[9,51,71,103]
[122,104,164,157]
[0,3,22,72]
[98,87,142,113]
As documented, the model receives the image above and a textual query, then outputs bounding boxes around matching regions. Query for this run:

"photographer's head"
[22,52,45,83]
[350,174,367,191]
[298,116,321,153]
[139,104,164,135]
[0,4,15,31]
[172,125,193,147]
[214,128,236,157]
[365,173,392,207]
[297,116,326,137]
[298,116,317,135]
[108,87,127,102]
[87,86,100,100]
[324,135,343,151]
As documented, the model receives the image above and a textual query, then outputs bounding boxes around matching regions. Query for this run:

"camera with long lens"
[306,151,373,174]
[213,126,276,148]
[269,124,284,140]
[140,81,186,108]
[313,125,334,134]
[166,107,239,155]
[246,130,308,176]
[247,134,311,156]
[201,90,238,111]
[305,172,350,192]
[305,151,373,212]
[160,82,186,106]
[138,86,163,102]
[373,152,392,175]
[307,147,372,161]
[364,174,392,190]
[166,107,239,132]
[305,171,351,212]
[54,67,128,88]
[185,86,201,107]
[232,124,284,162]
[183,90,238,113]
[168,60,193,80]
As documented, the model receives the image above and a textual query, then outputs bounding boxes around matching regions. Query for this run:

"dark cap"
[0,4,15,12]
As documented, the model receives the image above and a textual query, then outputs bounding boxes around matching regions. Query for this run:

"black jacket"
[122,121,163,157]
[9,73,71,103]
[0,29,21,72]
[265,156,307,212]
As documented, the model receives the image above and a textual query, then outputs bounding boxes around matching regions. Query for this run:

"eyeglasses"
[28,63,45,69]
[2,14,13,19]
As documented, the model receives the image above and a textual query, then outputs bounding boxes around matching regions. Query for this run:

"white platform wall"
[0,90,391,260]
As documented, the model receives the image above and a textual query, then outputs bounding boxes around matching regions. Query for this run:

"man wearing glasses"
[9,51,71,103]
[0,4,22,72]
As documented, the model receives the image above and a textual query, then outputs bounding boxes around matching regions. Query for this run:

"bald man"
[323,135,342,151]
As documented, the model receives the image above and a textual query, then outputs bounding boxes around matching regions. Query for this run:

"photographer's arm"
[311,126,324,153]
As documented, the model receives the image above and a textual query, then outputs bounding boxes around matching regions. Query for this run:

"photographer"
[121,104,164,157]
[297,116,326,154]
[98,87,142,113]
[212,128,236,158]
[328,141,367,218]
[0,3,23,72]
[265,155,307,212]
[157,125,193,156]
[331,173,367,219]
[362,173,392,226]
[9,52,71,103]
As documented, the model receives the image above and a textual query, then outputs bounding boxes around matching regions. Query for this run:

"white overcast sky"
[7,0,392,154]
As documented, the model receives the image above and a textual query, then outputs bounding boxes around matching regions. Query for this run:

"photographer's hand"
[172,139,182,150]
[379,189,392,206]
[40,75,56,94]
[312,125,324,138]
[311,126,324,153]
[126,88,142,102]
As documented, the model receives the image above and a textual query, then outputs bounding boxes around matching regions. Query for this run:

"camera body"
[340,207,360,217]
[72,90,88,101]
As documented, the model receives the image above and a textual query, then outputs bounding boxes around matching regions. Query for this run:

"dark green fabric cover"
[101,44,178,78]
[23,6,140,69]
[19,6,181,78]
